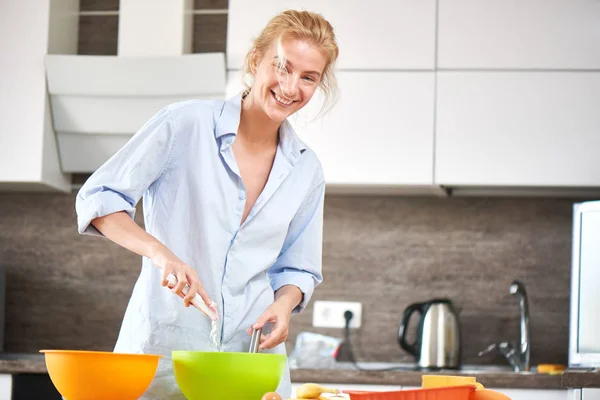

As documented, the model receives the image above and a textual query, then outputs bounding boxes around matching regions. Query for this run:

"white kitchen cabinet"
[0,0,75,192]
[226,70,438,192]
[297,71,436,190]
[0,375,11,400]
[227,0,436,70]
[582,389,600,400]
[435,71,600,187]
[570,390,580,400]
[568,388,600,400]
[437,0,600,69]
[487,389,567,400]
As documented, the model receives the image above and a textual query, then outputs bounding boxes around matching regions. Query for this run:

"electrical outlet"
[312,301,362,328]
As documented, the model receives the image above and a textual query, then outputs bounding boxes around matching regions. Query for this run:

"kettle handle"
[398,302,424,358]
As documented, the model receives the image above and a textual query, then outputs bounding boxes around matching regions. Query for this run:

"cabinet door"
[435,72,600,187]
[0,374,11,400]
[437,0,600,69]
[582,389,600,400]
[0,1,72,191]
[493,389,568,400]
[227,0,436,70]
[299,71,435,187]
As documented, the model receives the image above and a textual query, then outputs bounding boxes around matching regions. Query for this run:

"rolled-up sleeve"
[76,107,178,236]
[267,178,325,314]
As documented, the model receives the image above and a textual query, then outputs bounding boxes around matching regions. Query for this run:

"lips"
[270,90,295,106]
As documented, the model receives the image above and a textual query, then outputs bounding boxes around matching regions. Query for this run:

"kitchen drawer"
[11,374,61,400]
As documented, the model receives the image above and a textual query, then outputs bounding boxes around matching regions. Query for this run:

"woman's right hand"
[150,244,213,309]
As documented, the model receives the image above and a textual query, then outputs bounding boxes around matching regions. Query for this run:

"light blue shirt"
[75,94,325,399]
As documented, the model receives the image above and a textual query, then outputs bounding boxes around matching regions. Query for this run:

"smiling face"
[247,37,327,123]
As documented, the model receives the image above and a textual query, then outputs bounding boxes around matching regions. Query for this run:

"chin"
[264,107,291,123]
[263,98,300,122]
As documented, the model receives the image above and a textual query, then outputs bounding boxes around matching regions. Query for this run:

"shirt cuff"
[76,192,136,237]
[269,270,316,314]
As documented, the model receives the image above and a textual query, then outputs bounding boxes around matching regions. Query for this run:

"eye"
[303,76,316,82]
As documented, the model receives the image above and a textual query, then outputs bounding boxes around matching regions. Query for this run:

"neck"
[239,91,281,147]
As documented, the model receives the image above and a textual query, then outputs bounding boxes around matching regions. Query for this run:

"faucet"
[478,280,531,372]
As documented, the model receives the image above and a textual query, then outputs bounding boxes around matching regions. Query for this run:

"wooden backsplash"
[0,192,575,366]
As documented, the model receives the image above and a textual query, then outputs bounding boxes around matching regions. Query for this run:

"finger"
[174,272,188,296]
[184,279,199,307]
[161,269,171,287]
[196,285,214,308]
[259,318,286,350]
[253,310,275,330]
[260,327,287,350]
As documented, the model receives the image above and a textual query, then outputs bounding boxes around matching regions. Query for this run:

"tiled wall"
[0,0,577,367]
[0,191,576,366]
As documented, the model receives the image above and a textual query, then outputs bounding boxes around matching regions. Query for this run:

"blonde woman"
[76,9,339,399]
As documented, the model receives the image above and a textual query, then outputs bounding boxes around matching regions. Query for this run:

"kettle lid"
[427,298,453,304]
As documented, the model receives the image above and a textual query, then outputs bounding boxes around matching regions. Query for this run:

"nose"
[278,73,299,98]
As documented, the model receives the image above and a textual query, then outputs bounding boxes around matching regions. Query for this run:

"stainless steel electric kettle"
[398,298,461,369]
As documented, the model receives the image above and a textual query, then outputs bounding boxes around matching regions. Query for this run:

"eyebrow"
[273,56,322,78]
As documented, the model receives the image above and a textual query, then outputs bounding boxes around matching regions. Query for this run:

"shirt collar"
[215,94,307,163]
[214,94,242,139]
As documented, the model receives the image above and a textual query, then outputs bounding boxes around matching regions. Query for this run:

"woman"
[76,9,339,399]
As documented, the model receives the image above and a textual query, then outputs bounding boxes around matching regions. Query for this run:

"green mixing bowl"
[172,351,286,400]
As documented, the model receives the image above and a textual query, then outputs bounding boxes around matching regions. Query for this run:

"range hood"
[45,0,226,174]
[45,53,225,173]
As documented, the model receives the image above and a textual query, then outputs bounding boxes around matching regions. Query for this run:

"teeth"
[274,92,293,105]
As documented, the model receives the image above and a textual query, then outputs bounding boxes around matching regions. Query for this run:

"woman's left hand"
[247,300,292,351]
[248,285,303,351]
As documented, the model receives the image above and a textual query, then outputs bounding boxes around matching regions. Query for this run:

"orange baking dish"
[347,385,476,400]
[346,385,510,400]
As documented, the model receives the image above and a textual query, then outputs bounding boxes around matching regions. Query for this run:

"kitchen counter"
[290,363,564,390]
[0,354,565,390]
[0,353,47,374]
[562,368,600,388]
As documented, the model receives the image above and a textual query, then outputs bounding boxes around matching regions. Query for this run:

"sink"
[458,366,536,375]
[455,364,527,374]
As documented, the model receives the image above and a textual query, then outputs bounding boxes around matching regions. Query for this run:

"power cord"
[343,310,417,372]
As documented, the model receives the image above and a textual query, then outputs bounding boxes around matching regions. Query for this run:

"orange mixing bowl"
[40,350,161,400]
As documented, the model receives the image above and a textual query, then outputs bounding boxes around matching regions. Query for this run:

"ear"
[249,49,260,74]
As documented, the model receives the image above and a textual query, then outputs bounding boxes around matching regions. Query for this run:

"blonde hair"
[242,10,339,117]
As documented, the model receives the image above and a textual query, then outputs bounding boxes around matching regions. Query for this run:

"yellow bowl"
[40,349,161,400]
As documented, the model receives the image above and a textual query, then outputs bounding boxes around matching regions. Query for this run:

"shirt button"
[239,191,246,200]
